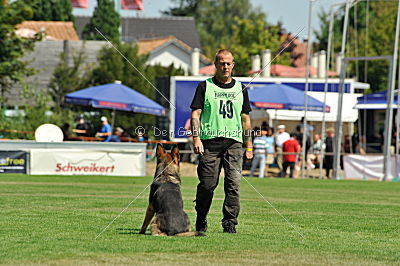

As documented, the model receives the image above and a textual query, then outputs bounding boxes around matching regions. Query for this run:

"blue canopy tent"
[65,83,165,116]
[355,90,399,109]
[65,82,165,130]
[247,84,330,112]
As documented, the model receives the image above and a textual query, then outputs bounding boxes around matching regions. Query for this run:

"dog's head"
[154,144,181,184]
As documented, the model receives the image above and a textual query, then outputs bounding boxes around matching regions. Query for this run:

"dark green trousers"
[195,137,243,225]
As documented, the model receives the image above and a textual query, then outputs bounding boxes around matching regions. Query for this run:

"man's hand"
[245,149,253,160]
[193,137,204,155]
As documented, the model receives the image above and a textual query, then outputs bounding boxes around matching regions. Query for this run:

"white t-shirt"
[275,132,290,147]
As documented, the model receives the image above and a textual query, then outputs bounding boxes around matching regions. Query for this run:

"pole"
[301,0,315,179]
[333,0,351,180]
[382,0,400,181]
[396,30,400,179]
[319,5,336,179]
[111,109,116,130]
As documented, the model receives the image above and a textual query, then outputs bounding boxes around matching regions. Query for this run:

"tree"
[161,0,197,16]
[315,2,398,92]
[162,0,291,74]
[229,17,291,75]
[83,42,155,132]
[21,0,75,22]
[48,47,89,111]
[163,0,268,57]
[82,0,120,42]
[0,0,38,105]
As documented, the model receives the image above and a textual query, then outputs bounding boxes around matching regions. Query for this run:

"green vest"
[200,78,243,143]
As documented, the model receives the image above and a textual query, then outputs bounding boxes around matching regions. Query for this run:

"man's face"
[215,53,234,81]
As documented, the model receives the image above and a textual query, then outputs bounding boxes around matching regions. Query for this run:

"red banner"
[121,0,144,10]
[71,0,87,8]
[253,102,284,109]
[98,101,128,109]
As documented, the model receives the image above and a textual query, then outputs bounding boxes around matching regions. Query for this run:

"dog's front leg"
[139,204,155,234]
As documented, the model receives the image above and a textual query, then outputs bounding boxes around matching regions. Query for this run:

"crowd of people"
[60,115,149,143]
[248,121,336,179]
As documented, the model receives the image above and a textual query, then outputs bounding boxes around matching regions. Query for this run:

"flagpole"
[116,0,122,41]
[301,0,316,179]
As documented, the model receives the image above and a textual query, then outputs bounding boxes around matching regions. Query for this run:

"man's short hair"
[326,127,335,133]
[215,49,234,63]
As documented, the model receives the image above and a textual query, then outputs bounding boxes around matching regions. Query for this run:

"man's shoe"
[196,217,208,232]
[222,221,237,233]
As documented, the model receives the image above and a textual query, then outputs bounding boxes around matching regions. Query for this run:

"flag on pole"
[121,0,144,10]
[71,0,87,8]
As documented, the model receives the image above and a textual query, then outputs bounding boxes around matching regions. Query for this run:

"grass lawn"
[0,173,399,265]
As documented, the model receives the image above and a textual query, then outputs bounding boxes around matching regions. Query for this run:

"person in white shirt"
[275,125,290,172]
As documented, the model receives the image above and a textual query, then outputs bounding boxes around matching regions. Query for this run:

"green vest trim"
[200,78,243,143]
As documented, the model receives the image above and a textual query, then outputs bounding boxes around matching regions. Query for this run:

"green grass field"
[1,173,399,265]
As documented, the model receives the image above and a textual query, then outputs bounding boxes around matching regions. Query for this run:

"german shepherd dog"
[139,144,204,236]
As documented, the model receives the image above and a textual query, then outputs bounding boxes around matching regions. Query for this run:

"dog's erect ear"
[171,145,180,165]
[156,144,166,158]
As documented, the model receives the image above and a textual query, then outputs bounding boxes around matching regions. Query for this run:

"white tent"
[266,91,361,122]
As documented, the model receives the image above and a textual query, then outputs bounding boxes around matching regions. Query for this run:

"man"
[109,127,124,142]
[190,49,252,233]
[297,117,314,154]
[96,116,112,142]
[307,134,323,168]
[280,133,300,178]
[250,128,268,178]
[324,127,335,179]
[73,116,90,137]
[275,125,290,173]
[265,127,275,175]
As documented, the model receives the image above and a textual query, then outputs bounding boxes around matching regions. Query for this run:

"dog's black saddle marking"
[151,182,190,236]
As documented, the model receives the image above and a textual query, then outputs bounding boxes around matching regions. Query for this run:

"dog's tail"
[175,231,206,237]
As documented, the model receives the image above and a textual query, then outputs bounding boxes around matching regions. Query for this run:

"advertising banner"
[0,151,28,174]
[31,149,145,176]
[343,155,399,181]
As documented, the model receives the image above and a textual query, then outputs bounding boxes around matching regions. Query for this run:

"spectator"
[96,116,112,142]
[324,127,335,179]
[275,125,290,173]
[355,135,366,154]
[280,133,300,178]
[344,135,352,154]
[73,116,90,137]
[136,128,145,142]
[261,121,269,129]
[308,134,323,168]
[250,128,268,178]
[60,123,71,141]
[297,117,313,153]
[265,127,275,175]
[110,127,124,142]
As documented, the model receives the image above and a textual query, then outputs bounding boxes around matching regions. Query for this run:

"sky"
[142,0,346,38]
[72,0,346,39]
